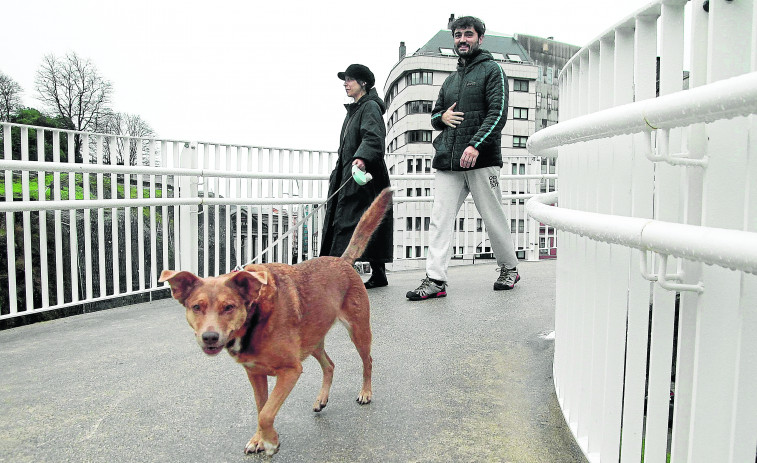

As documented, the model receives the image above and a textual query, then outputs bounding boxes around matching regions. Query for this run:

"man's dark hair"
[449,16,486,37]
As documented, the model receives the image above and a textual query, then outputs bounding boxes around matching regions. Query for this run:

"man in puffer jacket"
[406,15,521,301]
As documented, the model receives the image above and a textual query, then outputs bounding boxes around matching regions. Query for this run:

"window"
[406,71,432,86]
[511,191,524,205]
[511,163,525,175]
[491,52,506,61]
[406,160,413,174]
[513,79,529,92]
[406,188,414,197]
[388,136,399,153]
[440,48,456,56]
[387,109,399,130]
[407,130,432,143]
[518,219,525,233]
[386,83,399,106]
[476,218,483,231]
[513,107,528,120]
[415,158,423,172]
[415,246,421,257]
[415,187,422,197]
[406,217,413,230]
[458,218,465,231]
[415,217,421,231]
[406,100,433,114]
[424,217,430,231]
[424,188,431,196]
[513,136,528,148]
[507,54,523,62]
[406,247,413,258]
[424,159,431,173]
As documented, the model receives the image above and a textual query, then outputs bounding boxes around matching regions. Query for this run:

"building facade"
[383,25,577,268]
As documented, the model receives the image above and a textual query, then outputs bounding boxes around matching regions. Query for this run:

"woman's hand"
[352,158,366,171]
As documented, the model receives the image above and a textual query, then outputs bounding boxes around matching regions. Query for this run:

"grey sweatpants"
[426,166,518,282]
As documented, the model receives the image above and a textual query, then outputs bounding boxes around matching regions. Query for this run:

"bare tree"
[35,52,113,162]
[97,111,156,165]
[0,71,23,122]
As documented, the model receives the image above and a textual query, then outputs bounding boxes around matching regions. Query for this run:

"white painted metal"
[37,130,50,308]
[527,1,757,462]
[0,122,553,321]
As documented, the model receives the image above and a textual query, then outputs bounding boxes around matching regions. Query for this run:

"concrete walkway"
[0,259,587,463]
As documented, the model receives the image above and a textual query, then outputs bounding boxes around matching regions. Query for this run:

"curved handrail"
[527,71,757,157]
[526,191,757,276]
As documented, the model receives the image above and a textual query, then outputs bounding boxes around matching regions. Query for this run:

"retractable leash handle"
[239,165,374,269]
[352,165,373,185]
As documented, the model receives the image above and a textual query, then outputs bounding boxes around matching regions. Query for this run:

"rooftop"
[414,30,532,63]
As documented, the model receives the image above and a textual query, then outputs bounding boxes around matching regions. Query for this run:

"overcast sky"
[3,0,660,151]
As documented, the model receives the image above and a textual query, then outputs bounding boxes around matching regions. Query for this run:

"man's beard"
[456,42,480,58]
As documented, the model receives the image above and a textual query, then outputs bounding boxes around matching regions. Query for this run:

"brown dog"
[159,188,392,456]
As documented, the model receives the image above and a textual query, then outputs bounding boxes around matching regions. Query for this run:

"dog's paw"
[244,431,280,456]
[356,390,372,405]
[244,433,279,456]
[313,396,329,412]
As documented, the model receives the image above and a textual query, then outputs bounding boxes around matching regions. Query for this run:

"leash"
[235,165,373,270]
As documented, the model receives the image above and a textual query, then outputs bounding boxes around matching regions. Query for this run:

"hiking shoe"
[494,266,520,290]
[406,276,447,301]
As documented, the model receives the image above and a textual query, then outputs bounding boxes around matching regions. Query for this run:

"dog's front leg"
[243,371,269,455]
[245,367,302,456]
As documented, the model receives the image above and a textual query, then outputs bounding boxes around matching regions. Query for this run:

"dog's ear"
[159,270,202,305]
[228,270,268,303]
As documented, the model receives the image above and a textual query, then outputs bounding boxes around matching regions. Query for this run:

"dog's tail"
[340,188,393,265]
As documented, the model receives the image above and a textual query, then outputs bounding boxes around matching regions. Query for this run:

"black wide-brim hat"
[337,64,375,88]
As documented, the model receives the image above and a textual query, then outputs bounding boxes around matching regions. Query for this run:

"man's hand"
[352,158,366,171]
[460,145,479,168]
[441,102,464,128]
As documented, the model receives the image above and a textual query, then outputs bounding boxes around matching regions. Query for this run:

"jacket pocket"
[432,130,450,154]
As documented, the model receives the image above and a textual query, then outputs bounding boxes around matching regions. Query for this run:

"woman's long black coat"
[319,88,393,263]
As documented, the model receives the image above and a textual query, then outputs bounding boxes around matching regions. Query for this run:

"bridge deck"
[0,259,587,462]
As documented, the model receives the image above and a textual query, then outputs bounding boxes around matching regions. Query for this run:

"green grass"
[0,173,164,201]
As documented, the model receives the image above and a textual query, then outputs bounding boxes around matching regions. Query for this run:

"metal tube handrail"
[0,160,557,181]
[526,191,757,275]
[527,71,757,157]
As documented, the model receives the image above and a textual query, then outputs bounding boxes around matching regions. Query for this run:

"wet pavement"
[0,259,587,462]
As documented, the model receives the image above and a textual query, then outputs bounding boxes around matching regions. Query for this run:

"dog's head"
[159,269,275,356]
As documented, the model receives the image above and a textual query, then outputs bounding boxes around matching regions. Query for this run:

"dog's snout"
[202,331,220,344]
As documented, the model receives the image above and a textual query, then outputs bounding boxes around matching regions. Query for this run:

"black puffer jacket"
[430,49,509,171]
[319,88,393,262]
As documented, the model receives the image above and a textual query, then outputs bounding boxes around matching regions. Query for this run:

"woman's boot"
[364,261,388,289]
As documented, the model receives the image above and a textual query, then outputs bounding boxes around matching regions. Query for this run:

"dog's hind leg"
[311,341,334,412]
[351,328,373,405]
[340,299,373,405]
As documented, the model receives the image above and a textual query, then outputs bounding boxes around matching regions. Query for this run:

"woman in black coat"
[319,64,393,288]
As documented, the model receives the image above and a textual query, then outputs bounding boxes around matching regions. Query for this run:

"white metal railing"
[526,0,757,462]
[0,122,555,321]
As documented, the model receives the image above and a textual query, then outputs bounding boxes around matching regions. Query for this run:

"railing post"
[178,143,199,274]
